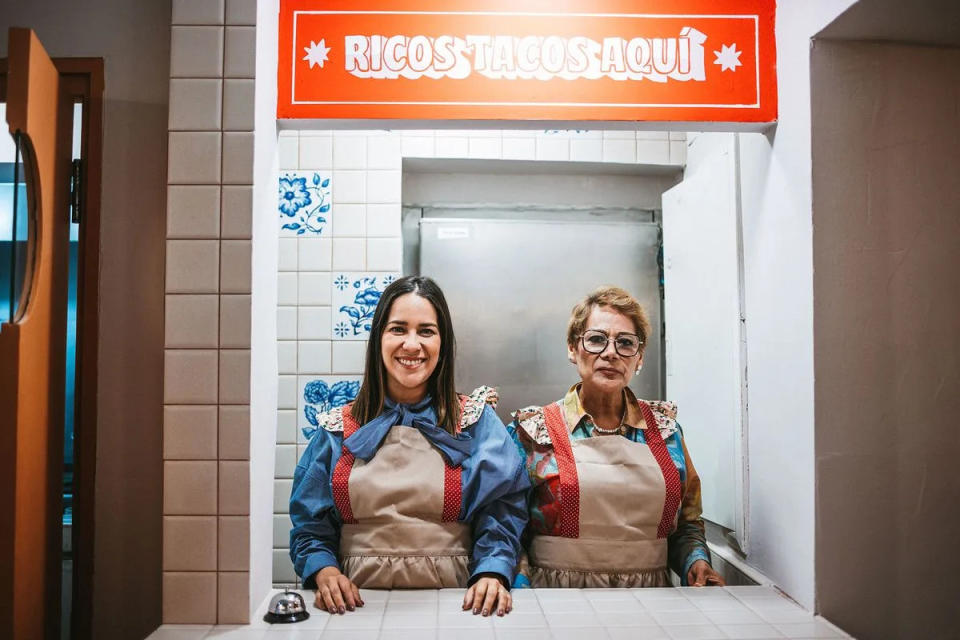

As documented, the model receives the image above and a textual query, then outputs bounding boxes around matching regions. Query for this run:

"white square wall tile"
[298,375,362,442]
[331,273,397,341]
[436,137,468,157]
[332,341,368,374]
[277,410,297,444]
[278,237,297,271]
[278,375,297,409]
[468,137,501,159]
[332,171,366,204]
[297,341,332,374]
[366,238,402,271]
[298,306,332,340]
[602,138,637,163]
[277,341,297,374]
[367,133,402,169]
[536,137,569,161]
[298,272,332,306]
[277,136,299,170]
[332,238,365,271]
[401,135,434,158]
[637,139,671,164]
[366,204,401,237]
[300,134,333,170]
[298,237,332,271]
[366,170,402,203]
[502,138,535,160]
[279,171,332,237]
[275,444,297,479]
[570,138,603,162]
[274,479,293,513]
[273,514,291,547]
[670,140,687,165]
[333,135,368,169]
[332,203,366,237]
[272,549,297,583]
[278,273,297,305]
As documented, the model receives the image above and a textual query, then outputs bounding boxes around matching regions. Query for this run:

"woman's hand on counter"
[313,566,364,613]
[463,574,512,616]
[687,559,726,587]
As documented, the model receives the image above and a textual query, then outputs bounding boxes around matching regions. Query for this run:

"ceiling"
[817,0,960,47]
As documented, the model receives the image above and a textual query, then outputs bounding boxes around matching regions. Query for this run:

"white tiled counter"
[147,586,852,639]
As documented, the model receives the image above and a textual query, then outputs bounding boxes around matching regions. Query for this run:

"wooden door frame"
[0,56,103,640]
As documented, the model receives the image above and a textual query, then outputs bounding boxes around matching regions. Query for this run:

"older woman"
[509,286,723,588]
[290,276,529,616]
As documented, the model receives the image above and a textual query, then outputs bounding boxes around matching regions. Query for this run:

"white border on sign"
[289,11,763,109]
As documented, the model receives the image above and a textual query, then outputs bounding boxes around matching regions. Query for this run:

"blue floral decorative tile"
[279,171,332,237]
[297,375,362,442]
[331,272,399,341]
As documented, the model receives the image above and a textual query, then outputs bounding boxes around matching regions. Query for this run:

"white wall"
[733,0,857,610]
[249,0,280,615]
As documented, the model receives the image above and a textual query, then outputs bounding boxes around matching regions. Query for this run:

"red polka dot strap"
[638,400,683,538]
[542,402,580,539]
[331,405,360,524]
[442,396,468,522]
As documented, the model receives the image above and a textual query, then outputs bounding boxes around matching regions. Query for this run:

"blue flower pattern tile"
[297,376,362,441]
[331,273,400,341]
[279,171,332,236]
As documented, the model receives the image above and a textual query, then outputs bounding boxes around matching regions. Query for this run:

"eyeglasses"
[579,329,644,357]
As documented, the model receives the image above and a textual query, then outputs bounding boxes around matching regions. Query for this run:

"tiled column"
[163,0,256,624]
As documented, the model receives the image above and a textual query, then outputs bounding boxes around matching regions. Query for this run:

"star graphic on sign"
[713,43,743,72]
[303,39,331,69]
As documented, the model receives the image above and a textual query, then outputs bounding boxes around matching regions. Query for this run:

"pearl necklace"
[592,423,623,435]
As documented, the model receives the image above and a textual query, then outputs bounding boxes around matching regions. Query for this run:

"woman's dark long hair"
[351,276,460,434]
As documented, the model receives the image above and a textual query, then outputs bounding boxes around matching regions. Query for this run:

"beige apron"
[333,410,470,589]
[528,401,680,588]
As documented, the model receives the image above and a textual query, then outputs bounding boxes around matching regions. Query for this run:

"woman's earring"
[635,366,642,375]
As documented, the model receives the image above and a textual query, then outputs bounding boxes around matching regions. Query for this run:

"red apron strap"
[441,397,468,522]
[542,402,580,539]
[638,400,683,538]
[332,405,360,524]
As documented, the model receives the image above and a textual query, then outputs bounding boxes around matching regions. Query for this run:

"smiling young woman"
[289,276,529,618]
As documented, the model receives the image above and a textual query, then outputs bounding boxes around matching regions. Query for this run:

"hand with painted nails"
[687,559,725,587]
[462,575,512,617]
[312,566,365,614]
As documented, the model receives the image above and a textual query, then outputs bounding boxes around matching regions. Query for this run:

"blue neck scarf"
[342,395,473,466]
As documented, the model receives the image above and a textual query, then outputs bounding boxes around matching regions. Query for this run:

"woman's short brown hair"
[567,286,652,353]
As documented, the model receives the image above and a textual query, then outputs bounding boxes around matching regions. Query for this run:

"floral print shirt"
[507,384,711,585]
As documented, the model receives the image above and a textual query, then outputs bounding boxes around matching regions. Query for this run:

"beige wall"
[162,0,257,625]
[812,40,960,639]
[1,1,171,638]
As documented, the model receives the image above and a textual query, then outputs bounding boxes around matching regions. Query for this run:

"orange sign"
[278,0,777,123]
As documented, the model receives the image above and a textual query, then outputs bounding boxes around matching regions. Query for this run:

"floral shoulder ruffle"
[318,405,349,434]
[458,385,499,430]
[512,406,550,445]
[512,400,679,446]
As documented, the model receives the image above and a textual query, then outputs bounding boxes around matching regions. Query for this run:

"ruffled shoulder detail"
[640,399,679,440]
[299,405,346,441]
[458,385,499,430]
[511,405,551,446]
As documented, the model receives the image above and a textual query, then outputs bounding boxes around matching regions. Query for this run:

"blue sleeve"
[289,428,343,588]
[460,405,532,589]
